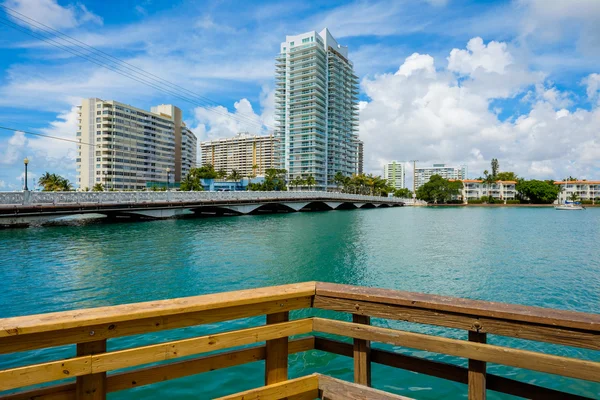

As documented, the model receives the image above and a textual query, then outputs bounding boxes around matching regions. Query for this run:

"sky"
[0,0,599,190]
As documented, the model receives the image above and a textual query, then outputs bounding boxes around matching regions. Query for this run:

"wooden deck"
[0,282,598,399]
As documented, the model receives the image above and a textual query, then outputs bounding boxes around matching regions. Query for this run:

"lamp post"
[166,167,171,191]
[23,158,29,191]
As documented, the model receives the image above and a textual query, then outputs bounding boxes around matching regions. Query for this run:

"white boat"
[555,203,584,210]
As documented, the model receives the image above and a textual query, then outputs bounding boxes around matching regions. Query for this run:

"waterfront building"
[456,179,517,202]
[275,28,359,190]
[554,180,600,203]
[383,161,406,189]
[355,139,364,174]
[76,99,197,191]
[200,132,278,177]
[414,164,467,189]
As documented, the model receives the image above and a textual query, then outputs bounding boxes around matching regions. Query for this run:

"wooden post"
[352,314,371,386]
[265,311,289,385]
[76,339,107,400]
[468,331,487,400]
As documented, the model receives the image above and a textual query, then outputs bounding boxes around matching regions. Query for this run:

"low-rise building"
[458,180,517,202]
[415,164,467,190]
[200,132,278,177]
[554,181,600,203]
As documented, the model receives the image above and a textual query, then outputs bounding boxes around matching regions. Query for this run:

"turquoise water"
[0,207,599,399]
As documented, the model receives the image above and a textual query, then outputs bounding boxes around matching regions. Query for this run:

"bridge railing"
[0,191,406,206]
[0,282,598,399]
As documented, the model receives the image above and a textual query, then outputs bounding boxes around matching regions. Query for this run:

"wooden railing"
[0,282,598,399]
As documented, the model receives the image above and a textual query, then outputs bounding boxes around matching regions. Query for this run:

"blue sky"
[0,0,599,190]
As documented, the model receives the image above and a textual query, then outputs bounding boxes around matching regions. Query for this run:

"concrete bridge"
[0,191,406,227]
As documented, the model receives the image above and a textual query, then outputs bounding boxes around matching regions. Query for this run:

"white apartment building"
[458,180,517,202]
[200,132,278,177]
[555,181,600,203]
[275,28,359,190]
[76,99,197,190]
[355,139,364,174]
[383,161,406,189]
[414,164,467,190]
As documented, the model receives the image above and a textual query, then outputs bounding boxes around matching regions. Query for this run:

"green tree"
[38,173,73,191]
[216,169,227,179]
[304,175,316,191]
[92,183,104,192]
[228,169,242,181]
[516,180,560,204]
[247,169,288,191]
[568,192,579,202]
[496,171,518,181]
[491,158,499,179]
[394,188,412,198]
[416,175,463,204]
[291,176,305,190]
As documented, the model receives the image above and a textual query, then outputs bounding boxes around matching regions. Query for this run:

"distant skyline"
[1,0,599,190]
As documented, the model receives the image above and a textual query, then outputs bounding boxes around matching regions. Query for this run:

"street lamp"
[23,157,29,191]
[166,167,171,191]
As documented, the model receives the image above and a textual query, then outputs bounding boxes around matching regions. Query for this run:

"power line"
[0,124,94,146]
[0,6,274,131]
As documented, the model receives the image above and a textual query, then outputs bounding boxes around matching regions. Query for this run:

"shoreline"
[423,203,600,207]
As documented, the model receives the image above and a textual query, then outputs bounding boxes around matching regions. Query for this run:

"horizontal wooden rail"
[0,282,315,354]
[1,337,316,400]
[313,318,600,382]
[315,282,600,350]
[314,337,594,400]
[216,374,320,400]
[0,319,313,391]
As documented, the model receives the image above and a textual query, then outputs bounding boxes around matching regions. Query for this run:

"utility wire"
[0,6,274,130]
[0,124,94,146]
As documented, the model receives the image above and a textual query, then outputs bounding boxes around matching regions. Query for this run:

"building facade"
[200,132,278,177]
[383,161,406,189]
[355,139,364,174]
[414,164,467,189]
[275,28,359,190]
[554,181,600,203]
[76,99,197,191]
[459,180,517,202]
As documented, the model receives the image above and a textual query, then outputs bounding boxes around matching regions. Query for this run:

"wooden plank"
[0,319,313,392]
[313,318,600,382]
[318,374,413,400]
[315,282,600,332]
[0,282,316,338]
[314,337,594,400]
[313,295,600,350]
[76,340,106,400]
[0,337,316,400]
[352,315,371,386]
[215,373,319,400]
[0,296,312,355]
[265,312,289,385]
[467,332,486,400]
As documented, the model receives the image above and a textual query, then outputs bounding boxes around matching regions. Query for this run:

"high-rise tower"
[275,28,359,190]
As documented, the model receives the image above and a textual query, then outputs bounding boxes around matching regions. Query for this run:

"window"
[302,38,309,43]
[97,104,101,108]
[290,41,294,46]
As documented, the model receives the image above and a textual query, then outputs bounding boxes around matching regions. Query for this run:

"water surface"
[1,207,599,398]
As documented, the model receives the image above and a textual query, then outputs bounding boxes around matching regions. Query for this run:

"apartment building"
[414,164,467,189]
[200,132,278,177]
[275,28,359,189]
[383,161,406,189]
[459,180,517,202]
[76,99,197,190]
[355,139,364,174]
[554,180,600,203]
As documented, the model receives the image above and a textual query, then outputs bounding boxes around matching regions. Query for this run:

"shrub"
[445,199,463,204]
[468,199,484,204]
[581,200,594,205]
[506,200,521,204]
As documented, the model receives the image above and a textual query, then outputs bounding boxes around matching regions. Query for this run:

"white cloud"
[191,88,275,142]
[358,38,600,184]
[2,0,103,30]
[582,73,600,101]
[0,180,5,188]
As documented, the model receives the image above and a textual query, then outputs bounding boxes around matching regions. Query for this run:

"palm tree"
[228,169,242,181]
[38,173,72,191]
[216,169,227,179]
[305,175,316,191]
[92,183,104,192]
[568,192,579,203]
[292,176,305,190]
